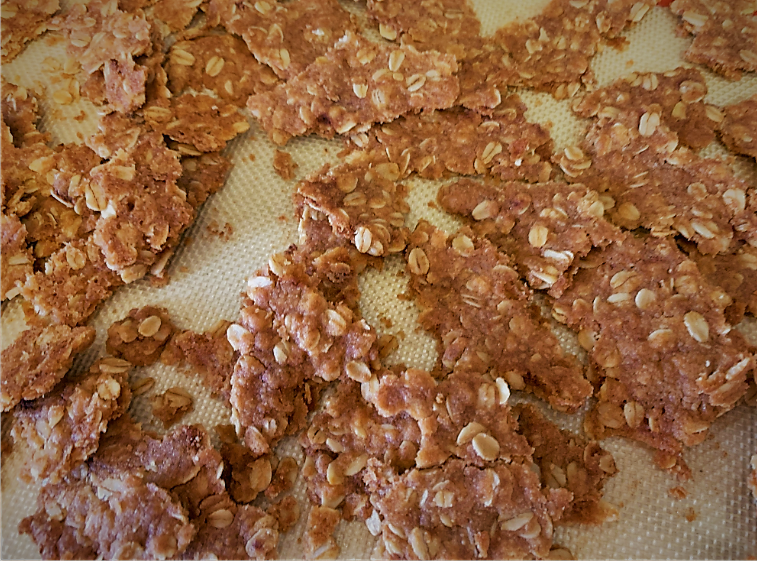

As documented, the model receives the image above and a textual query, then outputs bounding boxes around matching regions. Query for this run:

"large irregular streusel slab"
[209,0,355,80]
[167,33,280,106]
[405,220,592,412]
[718,94,757,159]
[0,0,60,62]
[670,0,757,80]
[365,458,572,560]
[439,178,622,297]
[553,235,754,477]
[352,98,553,183]
[11,357,132,484]
[296,152,410,258]
[572,67,721,150]
[513,404,618,525]
[1,324,95,412]
[107,305,176,366]
[247,31,460,145]
[1,213,32,301]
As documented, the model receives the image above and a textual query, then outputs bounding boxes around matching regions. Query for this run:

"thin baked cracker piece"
[1,324,95,412]
[107,305,176,366]
[718,94,757,159]
[513,404,618,525]
[572,67,722,150]
[553,235,754,478]
[167,34,280,106]
[247,31,459,145]
[670,0,757,80]
[439,178,622,297]
[365,458,572,560]
[0,0,60,62]
[177,152,233,209]
[405,220,592,413]
[296,152,410,258]
[352,97,553,183]
[209,0,356,80]
[11,357,132,484]
[143,93,250,153]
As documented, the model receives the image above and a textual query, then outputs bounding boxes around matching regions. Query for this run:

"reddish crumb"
[380,316,393,329]
[76,131,84,140]
[658,0,673,6]
[626,59,635,67]
[206,220,234,242]
[272,149,298,180]
[179,266,189,273]
[668,486,688,500]
[397,292,412,301]
[427,201,438,210]
[248,153,256,162]
[685,508,697,522]
[278,214,288,222]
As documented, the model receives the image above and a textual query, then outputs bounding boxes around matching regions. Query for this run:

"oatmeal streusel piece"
[1,324,95,412]
[1,213,32,300]
[296,152,410,258]
[670,0,757,80]
[365,458,572,560]
[152,0,202,32]
[143,93,250,153]
[177,152,233,210]
[11,357,132,484]
[1,80,47,146]
[304,506,341,559]
[209,0,356,80]
[152,387,194,427]
[439,178,622,297]
[718,94,757,159]
[553,236,754,477]
[405,220,591,412]
[513,404,618,524]
[107,306,176,366]
[353,98,553,183]
[218,438,273,503]
[167,34,280,106]
[0,0,60,62]
[247,31,459,145]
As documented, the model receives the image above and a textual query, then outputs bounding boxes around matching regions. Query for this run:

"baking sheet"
[2,2,756,559]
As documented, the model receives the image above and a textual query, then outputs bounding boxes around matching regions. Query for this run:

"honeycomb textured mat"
[2,1,756,559]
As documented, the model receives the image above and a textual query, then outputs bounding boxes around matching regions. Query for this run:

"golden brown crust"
[718,95,757,160]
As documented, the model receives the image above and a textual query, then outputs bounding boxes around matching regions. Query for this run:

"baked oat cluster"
[2,0,756,559]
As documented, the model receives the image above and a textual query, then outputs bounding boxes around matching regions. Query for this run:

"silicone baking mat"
[2,1,756,558]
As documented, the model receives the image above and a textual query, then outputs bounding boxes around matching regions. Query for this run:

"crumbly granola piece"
[1,213,32,300]
[296,153,410,258]
[247,31,459,145]
[718,94,757,159]
[670,0,757,80]
[21,238,123,326]
[273,150,297,180]
[152,0,202,32]
[365,458,572,560]
[167,33,280,106]
[353,99,553,183]
[267,496,300,533]
[553,236,754,477]
[303,506,340,559]
[559,95,755,254]
[11,357,132,484]
[0,0,60,62]
[1,80,47,146]
[265,456,298,499]
[144,93,250,153]
[177,152,232,209]
[1,324,95,412]
[1,129,56,220]
[152,387,194,427]
[219,440,272,503]
[405,220,592,412]
[229,253,378,453]
[107,305,176,366]
[513,404,618,524]
[210,0,356,80]
[103,56,148,114]
[439,178,622,297]
[572,68,720,150]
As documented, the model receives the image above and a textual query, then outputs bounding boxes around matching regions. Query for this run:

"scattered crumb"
[427,200,438,210]
[685,507,697,522]
[669,486,688,500]
[73,110,86,121]
[272,149,298,180]
[179,266,190,273]
[152,387,194,427]
[207,220,234,242]
[626,59,635,66]
[248,153,256,162]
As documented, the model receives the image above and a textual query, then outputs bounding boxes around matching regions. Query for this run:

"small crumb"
[427,201,438,210]
[152,387,194,428]
[685,507,697,522]
[76,132,84,140]
[278,214,288,222]
[668,486,687,500]
[273,149,298,180]
[179,266,190,273]
[626,59,635,67]
[73,110,87,122]
[380,316,393,329]
[248,153,256,162]
[207,220,234,242]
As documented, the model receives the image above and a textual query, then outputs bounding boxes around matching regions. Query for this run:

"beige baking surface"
[2,1,756,559]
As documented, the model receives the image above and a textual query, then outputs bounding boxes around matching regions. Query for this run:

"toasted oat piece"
[405,221,591,412]
[11,357,132,484]
[210,0,356,80]
[553,236,754,478]
[247,31,459,145]
[107,306,176,366]
[229,253,378,453]
[513,404,618,525]
[353,99,553,183]
[304,506,340,559]
[177,152,232,209]
[152,0,202,32]
[219,440,273,503]
[439,179,622,297]
[144,93,250,153]
[273,150,297,180]
[1,213,32,300]
[152,387,194,428]
[167,34,280,106]
[1,324,95,412]
[267,496,300,533]
[558,95,755,254]
[718,95,757,159]
[572,67,720,150]
[296,153,410,258]
[0,0,60,62]
[365,458,572,560]
[670,0,757,80]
